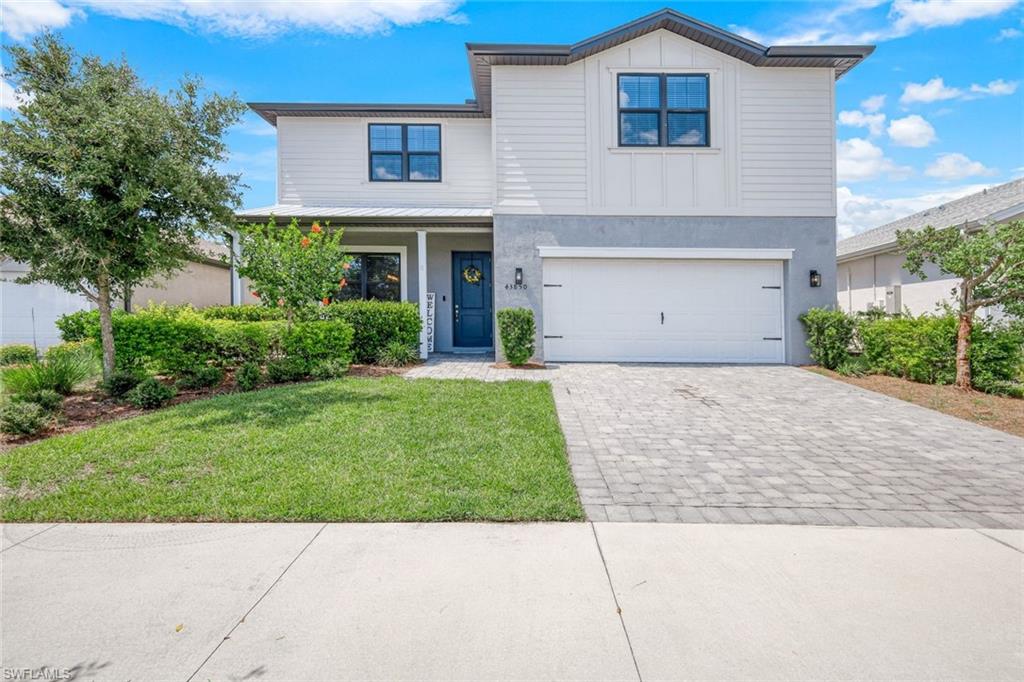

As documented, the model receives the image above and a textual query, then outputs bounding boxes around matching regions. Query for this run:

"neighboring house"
[0,240,237,349]
[837,178,1023,317]
[239,8,873,364]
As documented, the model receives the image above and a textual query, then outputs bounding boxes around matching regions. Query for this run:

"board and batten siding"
[491,29,836,217]
[277,117,493,207]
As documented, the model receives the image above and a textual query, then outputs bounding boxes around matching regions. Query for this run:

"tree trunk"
[955,312,973,391]
[96,271,117,380]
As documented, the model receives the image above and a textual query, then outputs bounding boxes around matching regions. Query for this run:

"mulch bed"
[1,363,412,451]
[805,367,1024,438]
[491,361,548,370]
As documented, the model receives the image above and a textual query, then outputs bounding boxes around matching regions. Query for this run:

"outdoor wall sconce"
[515,268,523,286]
[809,270,822,288]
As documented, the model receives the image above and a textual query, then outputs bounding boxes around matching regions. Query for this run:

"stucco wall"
[493,215,836,365]
[837,252,959,315]
[130,260,232,309]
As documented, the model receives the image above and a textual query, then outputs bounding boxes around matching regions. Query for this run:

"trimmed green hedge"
[199,305,286,322]
[497,308,536,366]
[800,307,1023,393]
[301,301,421,364]
[0,344,37,366]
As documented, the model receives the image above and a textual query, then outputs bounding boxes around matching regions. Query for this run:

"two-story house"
[238,8,873,364]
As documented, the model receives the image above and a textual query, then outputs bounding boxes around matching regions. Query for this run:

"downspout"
[227,229,242,306]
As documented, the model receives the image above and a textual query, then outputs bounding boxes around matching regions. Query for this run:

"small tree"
[237,218,349,325]
[898,220,1024,390]
[0,35,244,379]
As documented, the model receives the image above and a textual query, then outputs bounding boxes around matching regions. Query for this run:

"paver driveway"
[552,364,1024,528]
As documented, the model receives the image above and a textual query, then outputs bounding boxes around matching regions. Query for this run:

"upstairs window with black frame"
[369,124,441,182]
[334,253,401,302]
[618,74,709,147]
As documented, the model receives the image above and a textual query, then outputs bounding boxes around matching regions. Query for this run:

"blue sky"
[2,0,1022,238]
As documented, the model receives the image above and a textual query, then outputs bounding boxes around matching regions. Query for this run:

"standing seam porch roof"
[248,7,874,124]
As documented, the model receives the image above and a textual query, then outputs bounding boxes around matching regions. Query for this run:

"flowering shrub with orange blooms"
[237,217,350,324]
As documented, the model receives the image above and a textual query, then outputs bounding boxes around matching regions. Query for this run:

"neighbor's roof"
[250,7,874,124]
[236,204,493,222]
[837,178,1024,261]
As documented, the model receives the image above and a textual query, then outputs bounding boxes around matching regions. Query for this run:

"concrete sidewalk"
[2,523,1021,681]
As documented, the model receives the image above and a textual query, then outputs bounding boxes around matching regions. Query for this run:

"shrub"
[310,359,349,380]
[235,362,263,391]
[0,344,37,366]
[266,357,308,384]
[306,301,420,364]
[11,388,63,413]
[976,380,1024,398]
[56,309,103,342]
[859,315,957,384]
[799,308,855,370]
[1,344,98,395]
[970,323,1024,389]
[835,355,871,378]
[126,377,176,409]
[0,402,48,437]
[200,305,285,322]
[102,370,144,398]
[282,320,354,367]
[176,365,224,390]
[376,341,418,368]
[496,308,536,366]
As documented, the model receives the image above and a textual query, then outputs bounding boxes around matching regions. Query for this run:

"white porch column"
[228,229,242,306]
[417,230,428,359]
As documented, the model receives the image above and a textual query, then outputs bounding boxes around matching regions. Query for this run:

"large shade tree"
[0,34,245,378]
[898,220,1024,390]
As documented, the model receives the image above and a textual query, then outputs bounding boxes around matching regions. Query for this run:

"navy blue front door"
[452,251,493,347]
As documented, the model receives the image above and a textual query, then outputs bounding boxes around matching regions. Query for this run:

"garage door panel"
[542,258,784,363]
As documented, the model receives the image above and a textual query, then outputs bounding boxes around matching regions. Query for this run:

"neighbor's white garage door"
[542,258,785,363]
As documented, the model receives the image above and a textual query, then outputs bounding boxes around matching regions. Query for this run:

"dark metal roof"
[249,102,487,126]
[250,7,873,124]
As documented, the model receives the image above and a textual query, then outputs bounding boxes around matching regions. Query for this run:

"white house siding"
[277,117,493,207]
[492,63,589,214]
[0,260,92,350]
[837,253,959,315]
[491,29,835,217]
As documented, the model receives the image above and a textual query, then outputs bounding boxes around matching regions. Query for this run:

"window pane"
[335,256,363,301]
[370,153,403,180]
[369,124,403,151]
[666,76,708,109]
[618,75,660,109]
[620,112,659,145]
[365,255,401,301]
[407,125,440,152]
[408,154,440,181]
[667,112,707,146]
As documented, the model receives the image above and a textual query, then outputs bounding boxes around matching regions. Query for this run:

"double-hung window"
[618,74,709,147]
[369,124,441,182]
[334,253,402,302]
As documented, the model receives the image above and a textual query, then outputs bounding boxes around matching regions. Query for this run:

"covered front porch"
[233,205,494,359]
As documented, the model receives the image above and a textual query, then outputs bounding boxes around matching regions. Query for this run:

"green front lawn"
[1,378,582,522]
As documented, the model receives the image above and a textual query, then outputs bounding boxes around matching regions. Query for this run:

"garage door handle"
[763,337,782,341]
[762,285,781,289]
[544,335,563,339]
[543,284,562,288]
[660,312,664,325]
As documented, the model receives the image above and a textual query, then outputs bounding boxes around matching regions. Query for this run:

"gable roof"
[466,7,873,113]
[249,7,873,124]
[837,178,1024,261]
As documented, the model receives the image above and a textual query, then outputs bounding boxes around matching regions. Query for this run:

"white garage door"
[542,258,785,363]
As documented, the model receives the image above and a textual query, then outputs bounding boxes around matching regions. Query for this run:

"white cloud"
[837,183,992,238]
[3,0,465,40]
[924,152,996,180]
[1,0,79,40]
[995,27,1023,40]
[887,114,936,147]
[861,94,887,112]
[731,0,1017,45]
[837,137,912,182]
[0,70,33,111]
[838,109,886,136]
[900,77,963,104]
[969,78,1019,95]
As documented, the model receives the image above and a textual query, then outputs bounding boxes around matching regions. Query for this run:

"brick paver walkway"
[408,356,1024,529]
